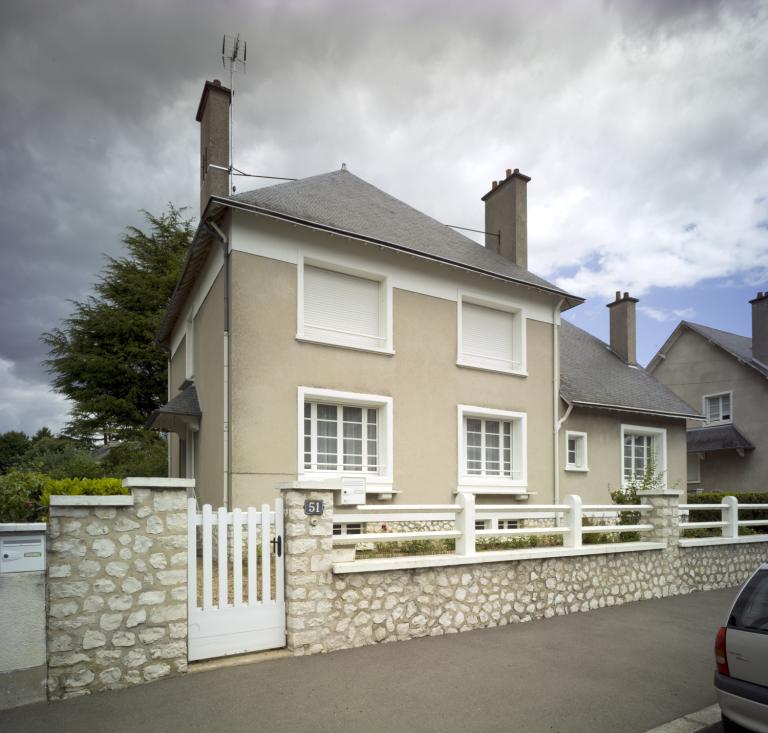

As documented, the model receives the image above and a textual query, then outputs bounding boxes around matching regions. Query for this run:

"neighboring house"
[648,297,768,493]
[147,79,698,511]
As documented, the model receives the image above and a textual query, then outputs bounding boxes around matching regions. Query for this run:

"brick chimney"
[196,79,232,213]
[607,291,639,364]
[750,291,768,365]
[481,168,531,269]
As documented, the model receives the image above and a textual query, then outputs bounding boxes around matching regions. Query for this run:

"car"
[715,563,768,733]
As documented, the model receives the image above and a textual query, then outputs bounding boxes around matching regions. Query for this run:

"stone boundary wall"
[283,489,765,655]
[46,483,188,700]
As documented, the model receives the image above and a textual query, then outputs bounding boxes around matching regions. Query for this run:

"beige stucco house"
[648,296,768,493]
[147,79,699,513]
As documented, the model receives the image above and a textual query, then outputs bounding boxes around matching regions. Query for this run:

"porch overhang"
[687,424,755,454]
[145,383,201,435]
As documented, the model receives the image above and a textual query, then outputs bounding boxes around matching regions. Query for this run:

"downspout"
[207,220,231,509]
[552,298,564,517]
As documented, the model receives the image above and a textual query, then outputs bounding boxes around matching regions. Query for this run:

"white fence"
[680,497,768,547]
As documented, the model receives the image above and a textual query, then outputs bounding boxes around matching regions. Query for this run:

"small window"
[705,393,732,425]
[498,519,519,530]
[475,519,489,531]
[333,523,362,536]
[300,262,389,352]
[621,425,666,486]
[565,431,588,471]
[458,296,525,374]
[687,454,701,484]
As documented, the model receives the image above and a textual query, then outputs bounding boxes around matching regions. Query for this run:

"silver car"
[716,563,768,732]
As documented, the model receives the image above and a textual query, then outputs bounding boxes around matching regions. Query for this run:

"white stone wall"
[46,486,188,699]
[283,489,766,656]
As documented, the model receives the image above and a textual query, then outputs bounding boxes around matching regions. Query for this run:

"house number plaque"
[304,499,324,516]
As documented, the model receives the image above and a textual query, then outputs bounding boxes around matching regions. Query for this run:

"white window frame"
[565,431,589,472]
[703,391,733,425]
[687,453,702,485]
[296,254,394,355]
[457,404,527,493]
[620,424,667,488]
[456,291,527,376]
[298,387,393,489]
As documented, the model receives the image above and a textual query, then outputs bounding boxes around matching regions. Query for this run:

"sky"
[0,0,766,435]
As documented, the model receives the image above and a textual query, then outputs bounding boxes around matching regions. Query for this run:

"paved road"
[1,588,736,733]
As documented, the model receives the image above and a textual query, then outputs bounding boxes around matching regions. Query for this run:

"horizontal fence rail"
[680,497,768,545]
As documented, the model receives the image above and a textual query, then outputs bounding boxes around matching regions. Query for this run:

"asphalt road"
[1,587,737,733]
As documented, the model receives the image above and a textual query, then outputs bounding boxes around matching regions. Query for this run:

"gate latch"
[270,535,282,558]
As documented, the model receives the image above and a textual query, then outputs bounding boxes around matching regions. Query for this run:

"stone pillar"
[637,490,682,547]
[46,479,191,700]
[282,488,335,656]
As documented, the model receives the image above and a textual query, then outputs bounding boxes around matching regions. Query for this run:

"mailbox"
[340,476,367,506]
[0,532,46,573]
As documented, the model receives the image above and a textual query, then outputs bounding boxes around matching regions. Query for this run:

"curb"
[643,704,720,733]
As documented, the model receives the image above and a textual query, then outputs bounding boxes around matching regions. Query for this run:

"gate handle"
[270,535,282,558]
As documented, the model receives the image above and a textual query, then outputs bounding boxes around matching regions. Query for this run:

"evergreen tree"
[0,431,31,473]
[43,206,193,442]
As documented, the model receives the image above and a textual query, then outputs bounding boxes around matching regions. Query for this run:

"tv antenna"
[221,34,247,193]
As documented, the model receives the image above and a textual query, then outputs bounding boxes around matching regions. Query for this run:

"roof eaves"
[564,397,705,421]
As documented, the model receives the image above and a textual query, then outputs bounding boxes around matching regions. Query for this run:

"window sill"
[296,335,394,356]
[455,485,529,496]
[565,466,589,473]
[297,475,395,494]
[456,360,527,378]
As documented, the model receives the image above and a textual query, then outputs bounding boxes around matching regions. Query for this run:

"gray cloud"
[0,0,766,433]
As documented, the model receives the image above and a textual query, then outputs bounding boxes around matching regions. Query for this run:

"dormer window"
[705,393,732,424]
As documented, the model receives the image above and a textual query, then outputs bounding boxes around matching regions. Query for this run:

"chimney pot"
[213,79,221,86]
[482,166,530,268]
[492,181,498,189]
[623,291,629,299]
[506,168,512,177]
[615,291,621,301]
[606,290,638,364]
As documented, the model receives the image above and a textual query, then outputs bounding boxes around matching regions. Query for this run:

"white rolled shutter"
[303,266,383,349]
[461,302,516,371]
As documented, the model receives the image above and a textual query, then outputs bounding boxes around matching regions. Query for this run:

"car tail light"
[715,626,730,676]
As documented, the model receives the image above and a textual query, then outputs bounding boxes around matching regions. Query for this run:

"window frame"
[456,291,527,376]
[298,387,393,489]
[457,404,527,493]
[703,391,733,426]
[296,255,394,355]
[687,452,702,485]
[619,424,667,488]
[564,430,589,472]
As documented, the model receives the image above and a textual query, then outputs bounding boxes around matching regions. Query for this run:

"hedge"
[686,491,768,536]
[0,471,127,523]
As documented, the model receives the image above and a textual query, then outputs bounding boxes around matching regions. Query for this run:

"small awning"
[687,424,755,453]
[145,383,201,433]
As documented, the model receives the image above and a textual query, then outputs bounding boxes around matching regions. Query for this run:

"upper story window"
[457,294,526,375]
[298,259,392,353]
[298,387,393,488]
[621,424,667,487]
[565,431,588,472]
[458,405,527,492]
[705,392,732,425]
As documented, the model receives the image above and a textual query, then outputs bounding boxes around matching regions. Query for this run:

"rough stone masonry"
[46,483,188,699]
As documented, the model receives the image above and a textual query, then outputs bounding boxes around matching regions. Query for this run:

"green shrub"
[0,473,127,522]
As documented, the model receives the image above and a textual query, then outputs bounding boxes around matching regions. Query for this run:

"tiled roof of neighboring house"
[158,169,583,344]
[559,320,702,419]
[687,424,755,453]
[145,383,201,432]
[681,321,768,379]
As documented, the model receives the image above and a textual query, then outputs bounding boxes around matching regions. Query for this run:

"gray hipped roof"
[145,383,201,433]
[682,322,768,379]
[560,320,702,418]
[687,424,755,453]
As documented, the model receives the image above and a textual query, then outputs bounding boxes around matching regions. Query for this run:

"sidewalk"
[0,587,735,733]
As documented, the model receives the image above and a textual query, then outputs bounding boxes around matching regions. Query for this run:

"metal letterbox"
[340,476,367,506]
[0,533,46,573]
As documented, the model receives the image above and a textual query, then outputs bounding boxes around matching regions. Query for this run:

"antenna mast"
[221,34,247,194]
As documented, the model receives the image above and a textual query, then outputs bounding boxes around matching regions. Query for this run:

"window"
[687,454,701,484]
[458,405,527,492]
[620,425,667,486]
[475,520,489,531]
[565,431,588,471]
[298,260,392,353]
[332,523,362,536]
[498,519,519,530]
[298,387,393,488]
[705,392,732,425]
[457,294,525,375]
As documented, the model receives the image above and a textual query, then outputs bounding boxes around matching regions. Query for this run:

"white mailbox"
[0,527,46,573]
[340,476,367,506]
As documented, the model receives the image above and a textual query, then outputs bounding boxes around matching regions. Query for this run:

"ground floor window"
[565,431,588,471]
[620,424,666,486]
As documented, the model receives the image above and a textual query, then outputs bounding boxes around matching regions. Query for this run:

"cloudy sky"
[1,0,766,435]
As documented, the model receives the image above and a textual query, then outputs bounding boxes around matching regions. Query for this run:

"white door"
[187,499,285,662]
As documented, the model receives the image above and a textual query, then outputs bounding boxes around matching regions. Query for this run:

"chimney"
[196,79,232,213]
[750,291,768,365]
[481,167,531,269]
[607,291,639,364]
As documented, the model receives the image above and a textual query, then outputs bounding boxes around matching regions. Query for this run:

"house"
[647,296,768,492]
[147,79,698,511]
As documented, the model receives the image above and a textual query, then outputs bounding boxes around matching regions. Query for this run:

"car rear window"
[729,569,768,632]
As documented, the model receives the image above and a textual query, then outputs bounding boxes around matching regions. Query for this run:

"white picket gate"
[187,498,285,662]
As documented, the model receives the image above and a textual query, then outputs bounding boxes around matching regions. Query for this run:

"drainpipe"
[552,298,564,519]
[207,220,231,509]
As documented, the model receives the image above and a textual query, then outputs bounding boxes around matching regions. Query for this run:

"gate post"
[279,486,334,656]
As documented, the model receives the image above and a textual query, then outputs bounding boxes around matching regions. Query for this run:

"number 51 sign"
[304,499,324,516]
